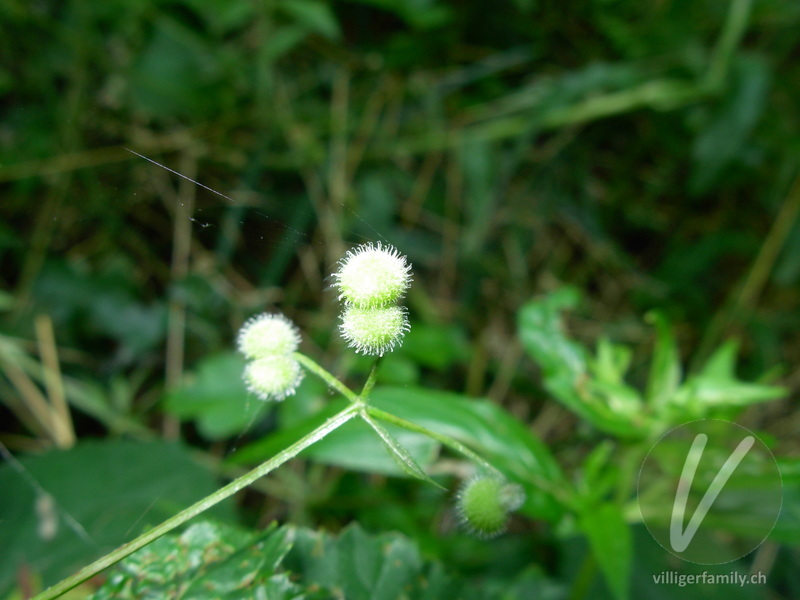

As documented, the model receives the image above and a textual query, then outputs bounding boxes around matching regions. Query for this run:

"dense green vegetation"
[1,1,799,598]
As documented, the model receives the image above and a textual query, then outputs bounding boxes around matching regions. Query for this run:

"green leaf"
[698,339,740,379]
[89,521,299,600]
[89,521,469,600]
[370,386,566,522]
[690,53,771,194]
[592,337,633,385]
[579,503,631,600]
[667,339,786,413]
[361,411,444,488]
[770,458,800,545]
[644,311,681,409]
[163,352,269,440]
[280,0,341,40]
[226,399,440,478]
[306,416,440,476]
[671,375,785,412]
[226,399,350,465]
[0,440,235,598]
[284,523,428,600]
[518,289,645,437]
[577,441,617,505]
[402,323,469,370]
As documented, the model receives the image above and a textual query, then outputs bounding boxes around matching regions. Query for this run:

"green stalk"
[294,353,359,403]
[32,404,360,600]
[367,405,574,505]
[365,405,502,477]
[358,359,380,402]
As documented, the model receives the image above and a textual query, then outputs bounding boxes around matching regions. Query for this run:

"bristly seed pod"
[339,305,410,357]
[244,355,304,401]
[237,312,304,401]
[456,476,525,539]
[237,313,301,360]
[332,242,412,309]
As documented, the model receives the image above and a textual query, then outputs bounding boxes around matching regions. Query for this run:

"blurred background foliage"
[1,0,800,598]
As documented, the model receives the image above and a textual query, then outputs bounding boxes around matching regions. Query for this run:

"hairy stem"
[294,352,359,403]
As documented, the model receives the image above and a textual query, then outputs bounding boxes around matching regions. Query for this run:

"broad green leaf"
[644,311,681,409]
[304,416,439,476]
[163,352,269,440]
[370,386,566,522]
[579,503,631,600]
[226,399,350,465]
[402,323,470,370]
[0,440,235,598]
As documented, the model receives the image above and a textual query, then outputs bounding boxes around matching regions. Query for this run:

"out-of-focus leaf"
[342,0,452,29]
[592,337,633,385]
[644,312,681,409]
[163,352,268,440]
[0,440,235,598]
[579,503,631,600]
[279,0,341,40]
[769,458,800,544]
[459,136,497,258]
[129,18,225,119]
[370,386,566,522]
[670,373,785,413]
[402,323,470,370]
[698,339,739,379]
[518,288,646,437]
[176,0,256,36]
[690,53,771,194]
[577,441,617,505]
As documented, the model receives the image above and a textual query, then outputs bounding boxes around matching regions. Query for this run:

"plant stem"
[32,403,360,600]
[365,405,502,477]
[294,352,359,403]
[367,405,574,504]
[358,359,380,402]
